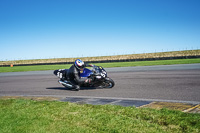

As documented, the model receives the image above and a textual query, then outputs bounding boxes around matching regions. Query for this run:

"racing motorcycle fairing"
[80,65,107,79]
[80,68,92,77]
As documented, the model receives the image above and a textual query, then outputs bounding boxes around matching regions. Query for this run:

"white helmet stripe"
[76,60,84,66]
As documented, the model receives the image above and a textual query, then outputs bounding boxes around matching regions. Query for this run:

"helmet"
[74,59,85,70]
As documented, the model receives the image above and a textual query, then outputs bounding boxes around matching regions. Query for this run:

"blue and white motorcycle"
[54,65,115,90]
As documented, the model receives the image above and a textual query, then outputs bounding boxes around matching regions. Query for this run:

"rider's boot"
[72,85,80,91]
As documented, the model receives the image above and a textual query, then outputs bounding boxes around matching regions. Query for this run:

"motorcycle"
[54,65,115,90]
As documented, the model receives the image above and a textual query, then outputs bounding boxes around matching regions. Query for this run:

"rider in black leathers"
[59,59,93,91]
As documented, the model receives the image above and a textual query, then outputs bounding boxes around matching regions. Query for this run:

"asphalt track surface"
[0,64,200,105]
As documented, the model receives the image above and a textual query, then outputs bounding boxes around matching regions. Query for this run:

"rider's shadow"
[46,87,71,90]
[46,87,102,91]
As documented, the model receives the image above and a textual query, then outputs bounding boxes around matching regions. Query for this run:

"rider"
[59,59,93,91]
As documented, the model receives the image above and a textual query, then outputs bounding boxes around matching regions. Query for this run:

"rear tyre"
[102,78,115,88]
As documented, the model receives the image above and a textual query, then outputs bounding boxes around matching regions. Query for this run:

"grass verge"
[0,58,200,73]
[0,98,200,133]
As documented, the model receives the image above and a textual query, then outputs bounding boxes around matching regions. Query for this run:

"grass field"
[0,58,200,73]
[0,98,200,133]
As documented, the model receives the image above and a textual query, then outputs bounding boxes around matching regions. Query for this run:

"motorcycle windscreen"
[80,68,92,77]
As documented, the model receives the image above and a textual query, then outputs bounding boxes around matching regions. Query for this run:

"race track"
[0,64,200,103]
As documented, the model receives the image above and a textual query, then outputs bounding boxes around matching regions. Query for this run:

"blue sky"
[0,0,200,61]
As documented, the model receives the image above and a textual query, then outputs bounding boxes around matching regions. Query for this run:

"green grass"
[0,64,72,73]
[95,58,200,68]
[0,58,200,73]
[0,58,199,73]
[0,98,199,133]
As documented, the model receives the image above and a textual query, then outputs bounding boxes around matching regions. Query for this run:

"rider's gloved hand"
[85,78,93,84]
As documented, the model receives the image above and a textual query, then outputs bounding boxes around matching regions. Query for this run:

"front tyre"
[102,77,115,88]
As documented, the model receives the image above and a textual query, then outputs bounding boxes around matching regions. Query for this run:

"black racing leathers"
[66,64,92,85]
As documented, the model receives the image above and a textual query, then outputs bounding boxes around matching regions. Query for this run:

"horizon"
[1,49,199,62]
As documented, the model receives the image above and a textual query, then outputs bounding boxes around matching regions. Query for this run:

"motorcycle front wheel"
[101,78,115,88]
